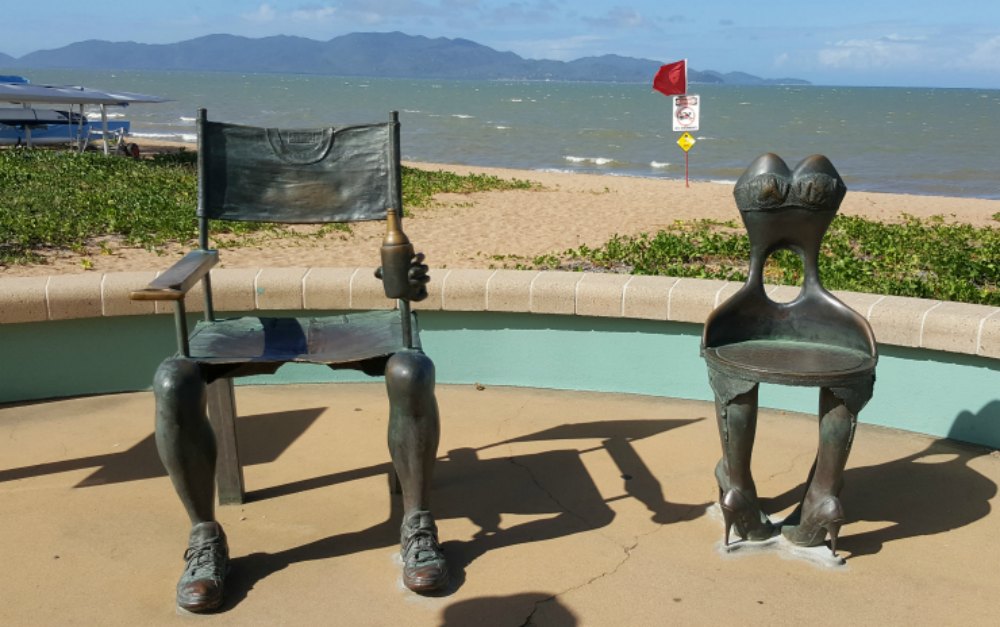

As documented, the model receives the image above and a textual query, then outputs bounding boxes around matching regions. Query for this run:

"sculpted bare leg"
[154,359,228,613]
[385,349,448,592]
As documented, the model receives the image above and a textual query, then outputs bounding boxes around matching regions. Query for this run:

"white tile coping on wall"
[1,268,998,359]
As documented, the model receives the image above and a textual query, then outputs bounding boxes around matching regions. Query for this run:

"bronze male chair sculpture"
[701,153,877,557]
[131,110,448,612]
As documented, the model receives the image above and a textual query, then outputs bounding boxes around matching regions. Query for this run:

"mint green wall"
[1,311,997,449]
[0,315,176,402]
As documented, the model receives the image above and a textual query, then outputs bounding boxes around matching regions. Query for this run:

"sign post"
[676,132,696,187]
[652,61,700,189]
[672,95,699,188]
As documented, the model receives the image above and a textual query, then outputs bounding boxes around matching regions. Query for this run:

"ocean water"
[7,68,1000,199]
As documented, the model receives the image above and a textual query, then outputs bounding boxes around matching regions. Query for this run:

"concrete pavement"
[1,383,997,625]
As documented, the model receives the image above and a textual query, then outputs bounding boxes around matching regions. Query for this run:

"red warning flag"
[653,59,687,97]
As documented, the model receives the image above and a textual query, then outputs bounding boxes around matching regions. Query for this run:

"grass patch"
[0,150,536,266]
[534,216,1000,306]
[402,166,536,207]
[4,150,994,306]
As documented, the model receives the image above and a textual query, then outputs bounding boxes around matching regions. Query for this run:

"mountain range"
[0,32,810,86]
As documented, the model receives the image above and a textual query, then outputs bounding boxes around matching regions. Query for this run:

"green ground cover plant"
[3,150,996,305]
[0,149,533,266]
[402,167,535,207]
[534,216,1000,306]
[1,149,203,264]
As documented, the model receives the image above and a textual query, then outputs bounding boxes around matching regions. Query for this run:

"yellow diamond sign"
[677,132,696,152]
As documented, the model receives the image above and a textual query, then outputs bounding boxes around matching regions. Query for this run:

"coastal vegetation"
[0,149,533,266]
[534,217,999,306]
[1,149,997,306]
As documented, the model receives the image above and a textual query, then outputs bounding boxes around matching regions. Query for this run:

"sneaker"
[176,521,229,612]
[400,510,448,593]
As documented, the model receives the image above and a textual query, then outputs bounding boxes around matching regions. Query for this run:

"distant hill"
[1,31,810,85]
[700,70,809,86]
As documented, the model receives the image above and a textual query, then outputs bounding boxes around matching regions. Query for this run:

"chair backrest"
[702,153,876,355]
[196,109,402,227]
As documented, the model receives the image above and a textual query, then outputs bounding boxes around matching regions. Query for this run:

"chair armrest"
[129,250,219,301]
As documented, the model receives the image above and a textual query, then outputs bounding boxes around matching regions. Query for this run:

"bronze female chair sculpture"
[131,110,447,612]
[701,153,877,557]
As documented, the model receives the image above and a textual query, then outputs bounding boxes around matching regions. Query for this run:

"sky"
[2,1,999,88]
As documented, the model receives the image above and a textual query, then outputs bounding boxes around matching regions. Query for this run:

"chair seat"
[703,339,875,387]
[187,310,414,365]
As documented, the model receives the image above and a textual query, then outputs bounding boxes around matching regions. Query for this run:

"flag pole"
[653,59,692,189]
[684,57,688,189]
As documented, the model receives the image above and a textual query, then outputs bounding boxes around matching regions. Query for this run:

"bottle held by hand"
[380,207,415,300]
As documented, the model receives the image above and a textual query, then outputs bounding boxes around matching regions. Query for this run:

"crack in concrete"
[518,535,643,626]
[518,593,555,627]
[507,455,591,527]
[765,449,813,483]
[505,438,673,625]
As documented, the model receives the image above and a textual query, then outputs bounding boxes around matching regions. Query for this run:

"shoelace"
[182,540,226,579]
[403,529,442,564]
[402,512,443,565]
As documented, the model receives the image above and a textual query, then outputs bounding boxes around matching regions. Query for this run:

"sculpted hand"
[407,252,430,301]
[375,252,429,301]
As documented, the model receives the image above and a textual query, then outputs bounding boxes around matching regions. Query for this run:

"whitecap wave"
[132,132,197,143]
[650,161,670,169]
[564,155,615,166]
[451,114,474,119]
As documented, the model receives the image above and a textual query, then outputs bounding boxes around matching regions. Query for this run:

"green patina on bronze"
[702,154,877,561]
[130,110,448,612]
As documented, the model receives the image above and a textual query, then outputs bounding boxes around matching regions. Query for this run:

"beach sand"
[3,139,998,277]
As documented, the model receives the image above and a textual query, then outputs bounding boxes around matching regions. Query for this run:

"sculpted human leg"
[154,359,228,612]
[782,387,856,555]
[384,349,448,592]
[712,382,775,544]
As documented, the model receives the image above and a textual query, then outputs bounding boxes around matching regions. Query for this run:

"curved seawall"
[1,268,998,448]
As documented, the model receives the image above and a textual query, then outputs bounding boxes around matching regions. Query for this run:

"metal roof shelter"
[0,80,169,152]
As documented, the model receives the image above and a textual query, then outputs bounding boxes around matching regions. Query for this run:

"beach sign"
[673,94,700,131]
[677,132,696,152]
[677,132,696,188]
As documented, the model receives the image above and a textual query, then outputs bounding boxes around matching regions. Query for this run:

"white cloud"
[512,34,607,60]
[961,35,1000,71]
[485,1,560,26]
[291,6,338,21]
[242,3,277,23]
[818,34,924,69]
[583,6,651,30]
[816,29,1000,81]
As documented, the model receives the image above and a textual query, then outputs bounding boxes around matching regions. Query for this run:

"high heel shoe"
[781,495,845,556]
[719,488,775,545]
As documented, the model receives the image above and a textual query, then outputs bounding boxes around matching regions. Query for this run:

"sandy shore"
[4,139,998,277]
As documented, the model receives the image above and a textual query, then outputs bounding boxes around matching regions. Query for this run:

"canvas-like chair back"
[197,108,402,226]
[129,109,426,505]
